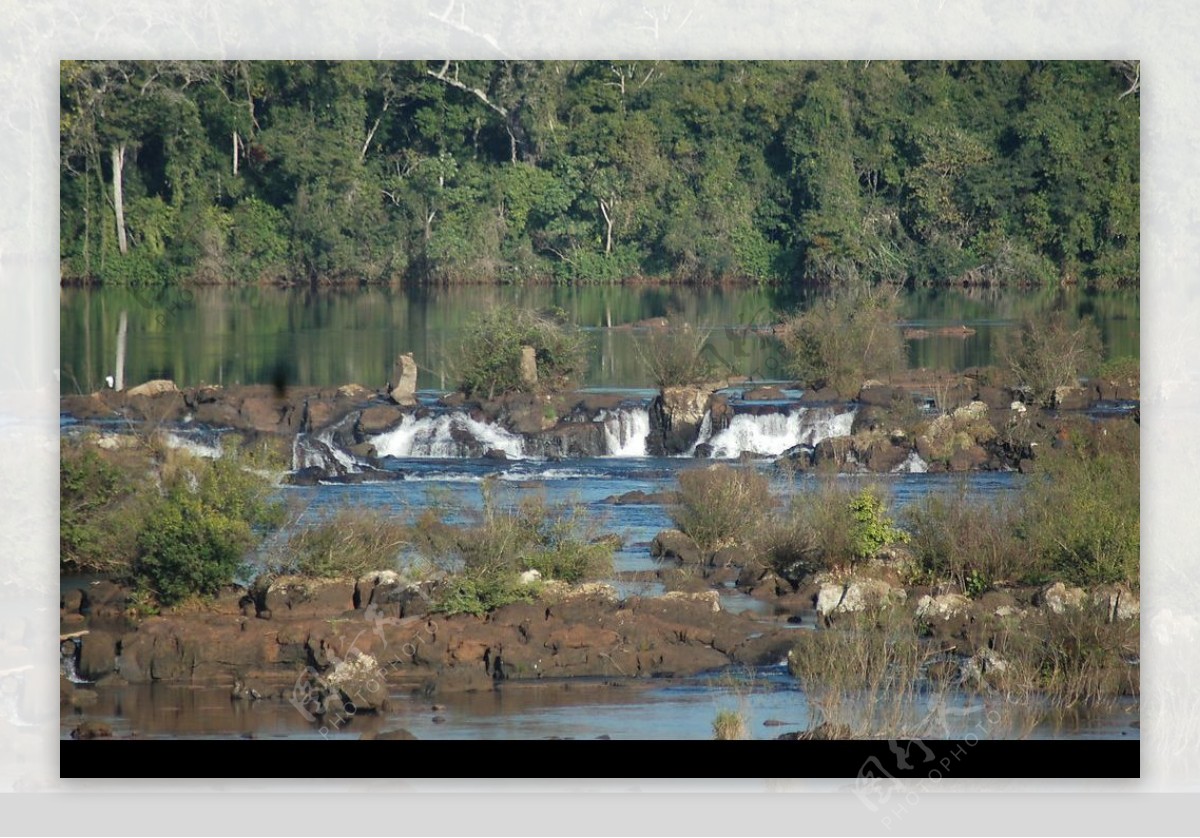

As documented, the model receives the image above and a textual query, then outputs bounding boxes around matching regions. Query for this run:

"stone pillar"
[389,353,418,406]
[519,345,538,389]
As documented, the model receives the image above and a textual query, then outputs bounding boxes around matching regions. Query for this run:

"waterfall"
[292,429,361,475]
[696,405,857,459]
[371,413,526,459]
[599,407,650,457]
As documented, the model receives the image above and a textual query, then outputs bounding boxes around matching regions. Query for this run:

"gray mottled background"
[0,0,1195,833]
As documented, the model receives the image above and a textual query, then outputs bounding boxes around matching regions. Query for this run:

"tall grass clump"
[413,479,616,616]
[712,708,748,740]
[277,507,411,580]
[904,484,1028,594]
[787,608,949,738]
[670,465,773,554]
[763,479,907,581]
[776,285,907,398]
[456,304,589,399]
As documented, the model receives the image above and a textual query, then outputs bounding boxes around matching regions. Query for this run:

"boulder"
[649,386,713,455]
[816,578,905,618]
[857,384,908,408]
[1037,581,1087,614]
[952,401,989,422]
[742,386,787,402]
[1092,584,1140,621]
[915,593,973,622]
[77,630,118,681]
[518,345,538,389]
[357,405,408,436]
[126,379,178,397]
[390,353,419,406]
[650,529,703,565]
[1052,386,1092,411]
[324,650,389,712]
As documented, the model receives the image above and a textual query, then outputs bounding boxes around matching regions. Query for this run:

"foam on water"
[599,407,650,457]
[371,413,527,459]
[694,404,857,459]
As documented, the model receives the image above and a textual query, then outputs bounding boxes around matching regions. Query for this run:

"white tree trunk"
[232,130,239,176]
[114,310,128,391]
[599,198,614,255]
[112,145,128,255]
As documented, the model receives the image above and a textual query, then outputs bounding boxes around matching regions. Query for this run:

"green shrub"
[456,305,590,399]
[130,449,284,605]
[1002,310,1102,406]
[777,285,907,398]
[1019,422,1139,588]
[132,487,255,605]
[670,465,774,554]
[60,438,156,573]
[848,487,909,559]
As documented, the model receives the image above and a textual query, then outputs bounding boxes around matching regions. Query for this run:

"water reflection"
[59,285,1139,394]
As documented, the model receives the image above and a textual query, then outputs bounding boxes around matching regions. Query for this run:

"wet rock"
[61,589,85,615]
[649,386,713,456]
[650,529,703,565]
[742,386,786,401]
[692,443,713,459]
[798,386,841,404]
[357,404,408,436]
[961,647,1009,686]
[362,728,419,740]
[483,448,509,461]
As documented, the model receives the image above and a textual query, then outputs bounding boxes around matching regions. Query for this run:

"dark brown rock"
[78,630,117,681]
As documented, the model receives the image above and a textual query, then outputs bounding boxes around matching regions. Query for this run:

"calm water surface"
[59,285,1139,394]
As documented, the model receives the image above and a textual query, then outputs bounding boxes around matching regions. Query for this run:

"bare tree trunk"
[599,198,614,255]
[232,130,239,176]
[112,145,128,255]
[115,310,128,391]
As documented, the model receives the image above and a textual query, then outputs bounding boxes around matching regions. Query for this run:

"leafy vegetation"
[61,60,1138,290]
[456,304,589,399]
[764,480,908,580]
[60,438,156,573]
[776,285,907,397]
[1020,421,1139,588]
[61,434,285,605]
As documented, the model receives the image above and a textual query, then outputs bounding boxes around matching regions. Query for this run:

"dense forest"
[59,60,1139,289]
